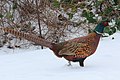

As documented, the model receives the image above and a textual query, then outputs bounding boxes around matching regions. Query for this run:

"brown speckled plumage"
[0,21,109,67]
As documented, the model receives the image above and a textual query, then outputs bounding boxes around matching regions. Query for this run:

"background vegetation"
[0,0,120,48]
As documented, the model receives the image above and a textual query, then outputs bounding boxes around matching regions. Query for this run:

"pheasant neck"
[94,22,105,35]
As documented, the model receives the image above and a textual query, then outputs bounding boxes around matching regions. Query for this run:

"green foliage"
[82,10,96,23]
[104,27,109,33]
[116,19,120,30]
[103,7,114,15]
[13,3,17,9]
[104,27,117,35]
[67,13,73,19]
[52,0,60,8]
[111,27,117,33]
[113,0,119,5]
[0,13,4,18]
[94,0,104,8]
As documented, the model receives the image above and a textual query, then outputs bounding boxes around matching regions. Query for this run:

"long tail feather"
[0,27,53,48]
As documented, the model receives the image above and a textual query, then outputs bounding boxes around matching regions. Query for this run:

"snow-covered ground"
[0,32,120,80]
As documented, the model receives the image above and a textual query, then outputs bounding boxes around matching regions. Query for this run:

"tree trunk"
[35,0,43,49]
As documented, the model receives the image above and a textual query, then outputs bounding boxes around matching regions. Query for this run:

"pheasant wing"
[58,41,89,57]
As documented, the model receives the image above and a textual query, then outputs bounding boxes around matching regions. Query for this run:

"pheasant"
[0,21,109,67]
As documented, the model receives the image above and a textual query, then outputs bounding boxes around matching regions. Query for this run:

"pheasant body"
[50,32,101,66]
[0,21,109,67]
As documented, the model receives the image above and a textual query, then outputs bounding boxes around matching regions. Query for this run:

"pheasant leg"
[79,58,86,67]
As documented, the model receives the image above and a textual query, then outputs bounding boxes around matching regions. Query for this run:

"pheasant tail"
[0,27,53,48]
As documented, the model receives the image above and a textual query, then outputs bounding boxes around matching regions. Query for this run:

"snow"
[0,32,120,80]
